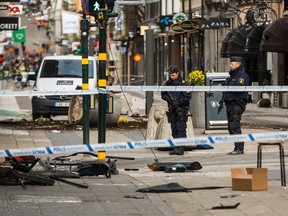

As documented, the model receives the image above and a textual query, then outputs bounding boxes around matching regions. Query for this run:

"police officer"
[161,65,192,155]
[222,56,250,155]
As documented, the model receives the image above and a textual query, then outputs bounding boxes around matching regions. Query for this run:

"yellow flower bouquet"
[187,70,205,86]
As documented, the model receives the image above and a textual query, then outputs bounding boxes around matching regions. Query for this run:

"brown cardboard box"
[231,168,268,191]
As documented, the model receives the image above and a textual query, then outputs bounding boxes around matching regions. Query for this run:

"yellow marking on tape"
[82,83,89,90]
[82,58,88,65]
[98,53,106,61]
[98,79,107,87]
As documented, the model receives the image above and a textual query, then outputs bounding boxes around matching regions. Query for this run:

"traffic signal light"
[89,0,105,15]
[89,0,116,15]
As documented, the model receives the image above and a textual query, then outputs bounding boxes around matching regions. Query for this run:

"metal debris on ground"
[147,159,202,172]
[123,195,145,199]
[124,168,139,171]
[136,183,227,193]
[211,203,241,210]
[0,156,55,188]
[220,194,244,199]
[51,151,135,178]
[0,154,99,189]
[0,152,134,188]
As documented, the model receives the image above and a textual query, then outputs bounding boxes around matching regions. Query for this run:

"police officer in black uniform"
[161,65,192,155]
[222,56,250,155]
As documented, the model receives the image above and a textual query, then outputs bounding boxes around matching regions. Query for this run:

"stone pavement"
[0,104,288,215]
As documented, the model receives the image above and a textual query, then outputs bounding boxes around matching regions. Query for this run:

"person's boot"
[169,147,184,156]
[227,150,244,155]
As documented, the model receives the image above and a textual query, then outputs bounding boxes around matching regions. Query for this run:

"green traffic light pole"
[88,0,118,143]
[97,10,118,143]
[81,17,90,145]
[81,1,118,145]
[97,10,107,143]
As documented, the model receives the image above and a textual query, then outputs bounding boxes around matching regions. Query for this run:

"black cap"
[230,56,242,63]
[168,65,179,74]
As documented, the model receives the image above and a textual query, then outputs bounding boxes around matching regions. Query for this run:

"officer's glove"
[217,99,224,114]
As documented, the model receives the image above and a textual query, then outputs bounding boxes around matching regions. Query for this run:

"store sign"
[170,23,186,34]
[179,20,196,31]
[0,17,19,30]
[172,12,188,24]
[159,15,173,28]
[200,18,230,30]
[61,10,80,34]
[210,18,230,28]
[0,5,8,10]
[9,5,23,15]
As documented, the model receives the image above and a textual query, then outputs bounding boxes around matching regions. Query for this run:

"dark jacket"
[161,76,191,107]
[223,65,250,102]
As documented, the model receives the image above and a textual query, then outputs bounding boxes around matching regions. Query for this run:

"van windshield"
[39,59,94,78]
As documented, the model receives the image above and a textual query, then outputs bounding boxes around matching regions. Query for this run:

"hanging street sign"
[0,17,20,30]
[12,27,26,43]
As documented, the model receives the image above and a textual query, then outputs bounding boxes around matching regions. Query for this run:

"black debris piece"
[212,203,241,210]
[137,183,228,193]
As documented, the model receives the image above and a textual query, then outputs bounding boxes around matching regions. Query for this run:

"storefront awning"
[260,17,288,52]
[220,25,253,57]
[246,26,265,52]
[221,24,265,57]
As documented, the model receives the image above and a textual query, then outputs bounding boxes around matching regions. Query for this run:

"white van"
[31,55,98,120]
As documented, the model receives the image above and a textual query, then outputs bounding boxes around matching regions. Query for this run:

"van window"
[40,59,94,78]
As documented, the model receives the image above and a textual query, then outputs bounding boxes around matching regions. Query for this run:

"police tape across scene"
[1,131,287,157]
[0,89,106,97]
[107,85,288,92]
[0,85,288,97]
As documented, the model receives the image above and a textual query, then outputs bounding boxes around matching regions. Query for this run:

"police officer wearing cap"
[222,56,250,155]
[161,65,192,155]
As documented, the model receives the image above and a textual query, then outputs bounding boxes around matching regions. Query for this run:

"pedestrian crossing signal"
[89,0,105,15]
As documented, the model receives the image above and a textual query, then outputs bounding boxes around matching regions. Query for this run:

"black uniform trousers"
[225,101,246,151]
[167,107,188,139]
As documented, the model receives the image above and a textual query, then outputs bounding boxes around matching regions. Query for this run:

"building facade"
[45,0,287,107]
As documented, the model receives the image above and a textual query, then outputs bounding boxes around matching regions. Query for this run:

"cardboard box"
[231,168,268,191]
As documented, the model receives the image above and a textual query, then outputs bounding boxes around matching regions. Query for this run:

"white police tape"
[0,89,106,97]
[0,85,288,97]
[107,85,288,92]
[1,131,287,157]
